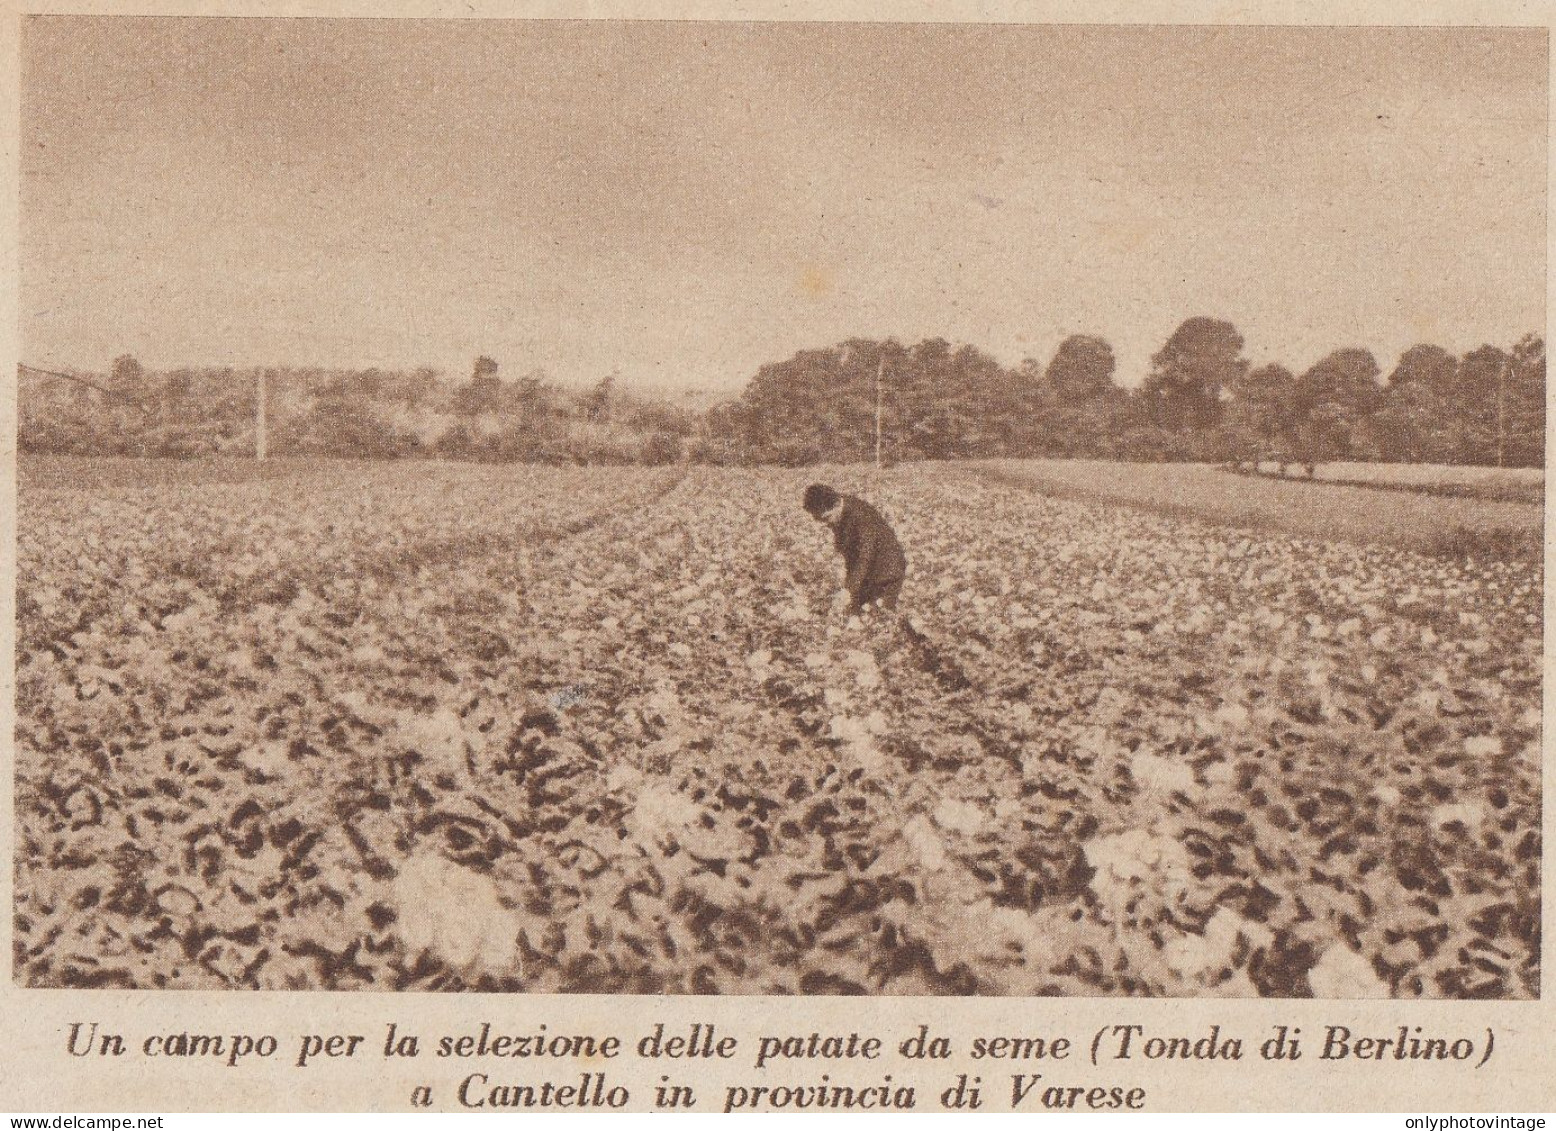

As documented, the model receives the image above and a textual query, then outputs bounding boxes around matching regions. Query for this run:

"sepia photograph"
[11,16,1545,1002]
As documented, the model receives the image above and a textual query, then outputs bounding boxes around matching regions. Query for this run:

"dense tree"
[1224,363,1298,465]
[1296,348,1383,411]
[109,354,145,394]
[453,355,503,416]
[1040,335,1123,457]
[1367,381,1449,463]
[325,368,386,400]
[897,338,956,459]
[941,343,1007,457]
[1365,345,1457,462]
[702,401,761,463]
[1453,345,1513,465]
[107,355,151,426]
[1140,317,1247,430]
[741,347,847,463]
[161,367,196,407]
[1387,344,1457,392]
[1438,338,1547,467]
[585,375,618,424]
[409,366,441,405]
[1504,333,1546,467]
[838,339,890,459]
[1291,348,1383,466]
[737,336,1024,463]
[20,327,1545,468]
[1006,358,1052,455]
[361,367,431,406]
[1046,334,1117,401]
[506,367,556,418]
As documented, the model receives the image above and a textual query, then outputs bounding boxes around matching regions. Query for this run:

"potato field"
[13,458,1542,997]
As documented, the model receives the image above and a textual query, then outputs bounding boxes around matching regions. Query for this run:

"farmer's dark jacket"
[832,495,907,600]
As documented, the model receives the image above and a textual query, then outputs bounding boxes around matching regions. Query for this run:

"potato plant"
[14,460,1540,997]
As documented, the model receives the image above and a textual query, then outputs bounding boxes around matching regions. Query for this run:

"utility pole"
[1495,354,1508,469]
[874,353,885,473]
[256,369,269,462]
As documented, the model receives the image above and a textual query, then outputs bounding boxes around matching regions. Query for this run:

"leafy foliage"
[1141,317,1248,432]
[14,458,1540,996]
[715,324,1544,469]
[21,323,1547,469]
[19,362,696,467]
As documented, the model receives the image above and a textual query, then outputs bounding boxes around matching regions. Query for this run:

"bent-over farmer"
[803,483,907,615]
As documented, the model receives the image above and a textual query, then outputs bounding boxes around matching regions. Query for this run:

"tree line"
[17,317,1546,468]
[18,357,697,465]
[707,318,1544,469]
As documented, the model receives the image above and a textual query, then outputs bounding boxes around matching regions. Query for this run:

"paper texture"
[3,0,1553,1114]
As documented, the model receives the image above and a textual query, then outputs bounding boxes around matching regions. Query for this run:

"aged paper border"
[1,0,1552,1113]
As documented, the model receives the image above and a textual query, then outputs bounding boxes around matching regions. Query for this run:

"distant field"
[17,455,449,493]
[973,459,1544,561]
[1247,460,1544,504]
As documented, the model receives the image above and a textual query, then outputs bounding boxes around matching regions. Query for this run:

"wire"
[18,363,154,416]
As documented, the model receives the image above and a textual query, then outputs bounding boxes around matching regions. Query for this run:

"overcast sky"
[19,19,1548,394]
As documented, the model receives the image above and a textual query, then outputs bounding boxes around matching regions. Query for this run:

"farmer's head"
[803,483,840,521]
